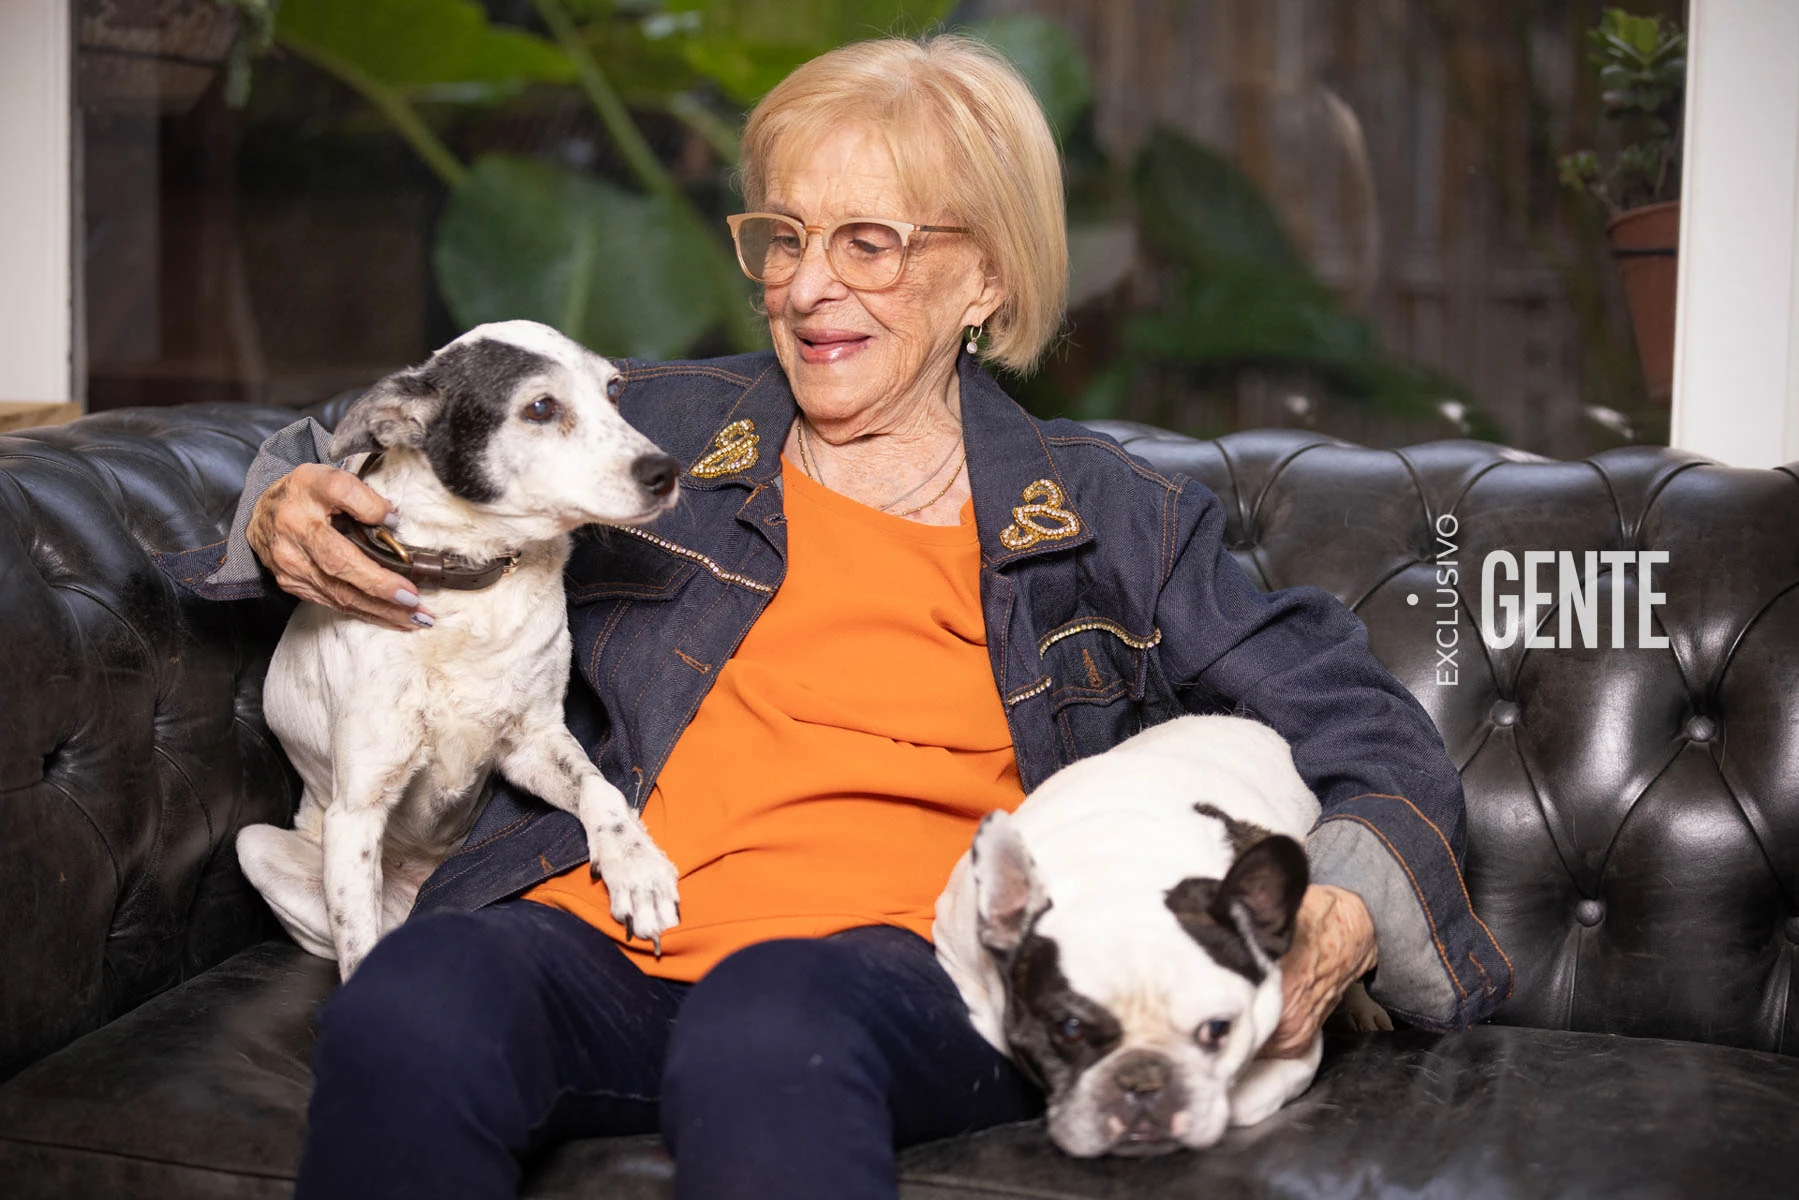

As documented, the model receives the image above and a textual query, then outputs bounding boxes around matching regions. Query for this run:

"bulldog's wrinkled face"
[328,320,680,537]
[970,812,1307,1157]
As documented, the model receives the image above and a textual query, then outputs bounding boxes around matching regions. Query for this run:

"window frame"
[1671,0,1799,468]
[0,0,74,411]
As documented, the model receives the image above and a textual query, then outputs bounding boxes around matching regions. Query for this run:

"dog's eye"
[523,396,559,424]
[1054,1017,1085,1045]
[605,375,624,402]
[1197,1019,1232,1048]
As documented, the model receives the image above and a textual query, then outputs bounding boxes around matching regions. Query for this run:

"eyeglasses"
[725,213,970,291]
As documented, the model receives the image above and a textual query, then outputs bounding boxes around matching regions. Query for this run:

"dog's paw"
[1228,1080,1291,1129]
[590,819,680,955]
[1332,980,1393,1034]
[1229,1053,1319,1128]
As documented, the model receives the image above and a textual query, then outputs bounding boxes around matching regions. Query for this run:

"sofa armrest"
[0,405,313,1082]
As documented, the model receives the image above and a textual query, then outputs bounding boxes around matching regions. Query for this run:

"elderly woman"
[180,33,1508,1200]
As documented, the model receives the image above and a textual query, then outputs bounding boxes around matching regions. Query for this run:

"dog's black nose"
[1113,1052,1169,1097]
[632,453,680,498]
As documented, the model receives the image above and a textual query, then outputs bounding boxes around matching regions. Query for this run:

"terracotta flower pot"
[1606,200,1681,406]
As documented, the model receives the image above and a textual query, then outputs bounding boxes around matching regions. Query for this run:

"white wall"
[0,0,73,407]
[1671,0,1799,468]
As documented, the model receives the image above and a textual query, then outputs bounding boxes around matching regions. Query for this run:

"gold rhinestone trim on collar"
[1036,620,1163,656]
[688,419,760,479]
[617,527,775,595]
[999,479,1082,550]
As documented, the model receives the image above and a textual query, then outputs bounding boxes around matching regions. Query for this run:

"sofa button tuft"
[1575,899,1604,927]
[1684,716,1717,743]
[1490,700,1520,727]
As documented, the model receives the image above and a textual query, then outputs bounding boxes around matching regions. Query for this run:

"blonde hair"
[739,34,1067,375]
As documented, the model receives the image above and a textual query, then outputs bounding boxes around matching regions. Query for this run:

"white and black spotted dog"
[936,714,1384,1157]
[238,320,681,980]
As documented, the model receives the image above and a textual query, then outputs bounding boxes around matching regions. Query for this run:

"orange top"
[526,455,1025,981]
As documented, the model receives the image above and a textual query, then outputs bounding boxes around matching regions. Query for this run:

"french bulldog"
[935,714,1349,1157]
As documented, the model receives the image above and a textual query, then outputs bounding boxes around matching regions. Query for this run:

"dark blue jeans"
[297,902,1042,1199]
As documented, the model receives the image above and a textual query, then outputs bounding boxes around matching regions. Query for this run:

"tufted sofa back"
[0,408,305,1081]
[1093,422,1799,1055]
[2,408,1795,1081]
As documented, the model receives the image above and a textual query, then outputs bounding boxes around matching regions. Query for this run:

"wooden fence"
[967,0,1683,455]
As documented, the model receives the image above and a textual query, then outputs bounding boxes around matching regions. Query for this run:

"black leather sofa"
[2,403,1797,1198]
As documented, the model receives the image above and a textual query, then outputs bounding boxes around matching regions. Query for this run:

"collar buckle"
[369,526,413,565]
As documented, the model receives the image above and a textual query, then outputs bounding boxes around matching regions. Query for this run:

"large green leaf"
[1126,270,1485,430]
[1132,126,1312,279]
[1123,125,1488,432]
[663,0,956,105]
[962,16,1092,140]
[277,0,575,91]
[578,7,705,106]
[434,155,723,359]
[1126,269,1371,366]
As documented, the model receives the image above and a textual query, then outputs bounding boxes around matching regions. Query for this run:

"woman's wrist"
[1261,883,1379,1058]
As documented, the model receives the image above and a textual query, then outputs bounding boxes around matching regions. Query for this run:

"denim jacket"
[162,350,1511,1032]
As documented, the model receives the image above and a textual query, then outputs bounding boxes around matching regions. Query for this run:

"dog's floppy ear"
[970,810,1051,955]
[1208,834,1308,960]
[327,368,442,459]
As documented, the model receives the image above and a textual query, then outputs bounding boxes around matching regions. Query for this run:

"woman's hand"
[1261,883,1379,1058]
[247,463,428,630]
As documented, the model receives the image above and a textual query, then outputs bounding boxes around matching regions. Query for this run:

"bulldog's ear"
[1209,834,1308,960]
[327,368,442,459]
[970,810,1051,955]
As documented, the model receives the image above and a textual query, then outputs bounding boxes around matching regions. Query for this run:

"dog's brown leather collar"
[334,516,520,591]
[335,453,520,591]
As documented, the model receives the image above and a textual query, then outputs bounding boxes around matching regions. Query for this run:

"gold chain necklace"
[796,415,826,486]
[796,416,966,519]
[891,455,966,518]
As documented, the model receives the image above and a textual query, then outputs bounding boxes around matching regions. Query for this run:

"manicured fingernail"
[411,612,434,628]
[394,588,419,607]
[382,510,401,530]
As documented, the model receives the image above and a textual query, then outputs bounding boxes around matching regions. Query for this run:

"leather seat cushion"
[3,941,1797,1199]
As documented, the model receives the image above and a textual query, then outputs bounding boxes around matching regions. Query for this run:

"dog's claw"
[591,815,681,958]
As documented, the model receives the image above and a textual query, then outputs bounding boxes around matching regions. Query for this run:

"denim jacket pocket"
[565,527,699,603]
[1036,618,1167,758]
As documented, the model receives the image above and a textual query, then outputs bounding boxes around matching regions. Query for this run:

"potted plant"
[1558,7,1687,405]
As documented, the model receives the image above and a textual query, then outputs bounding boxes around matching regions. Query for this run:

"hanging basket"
[78,0,241,116]
[1605,200,1681,407]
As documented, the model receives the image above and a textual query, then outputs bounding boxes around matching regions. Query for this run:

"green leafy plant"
[1072,128,1491,438]
[268,0,955,358]
[1557,8,1686,218]
[947,23,1487,435]
[251,1,1480,436]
